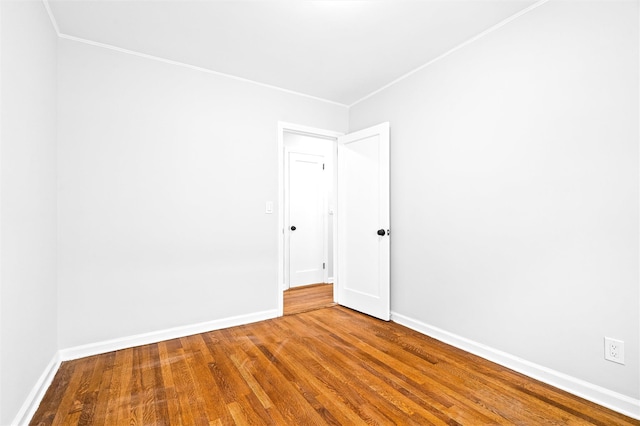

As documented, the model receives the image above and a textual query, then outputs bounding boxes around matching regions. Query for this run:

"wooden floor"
[284,283,335,315]
[31,306,638,426]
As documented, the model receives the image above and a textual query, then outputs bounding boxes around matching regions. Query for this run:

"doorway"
[277,121,390,319]
[277,123,341,316]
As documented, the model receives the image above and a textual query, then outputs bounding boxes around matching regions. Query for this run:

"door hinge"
[323,163,325,170]
[323,262,326,269]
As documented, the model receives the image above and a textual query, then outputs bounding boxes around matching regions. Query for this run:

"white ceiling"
[48,0,538,106]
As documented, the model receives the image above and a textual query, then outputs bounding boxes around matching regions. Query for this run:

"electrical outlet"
[604,337,625,365]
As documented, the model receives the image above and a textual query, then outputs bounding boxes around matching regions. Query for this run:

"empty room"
[1,0,639,424]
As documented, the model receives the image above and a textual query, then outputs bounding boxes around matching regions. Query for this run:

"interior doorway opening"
[277,123,342,316]
[277,121,391,320]
[284,133,335,288]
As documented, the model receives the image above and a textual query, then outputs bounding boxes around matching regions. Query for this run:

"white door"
[288,152,326,287]
[337,123,390,320]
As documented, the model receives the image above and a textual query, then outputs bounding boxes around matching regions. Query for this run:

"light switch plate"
[265,201,273,214]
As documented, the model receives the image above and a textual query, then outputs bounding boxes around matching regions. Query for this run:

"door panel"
[289,152,325,287]
[337,123,390,320]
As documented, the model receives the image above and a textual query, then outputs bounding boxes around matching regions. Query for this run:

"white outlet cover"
[604,337,625,365]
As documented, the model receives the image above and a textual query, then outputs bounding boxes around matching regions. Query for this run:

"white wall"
[57,39,348,349]
[350,0,639,402]
[0,0,58,424]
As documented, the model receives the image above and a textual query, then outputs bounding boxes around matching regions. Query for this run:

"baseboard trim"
[12,352,62,426]
[391,311,640,421]
[59,309,278,361]
[16,310,278,424]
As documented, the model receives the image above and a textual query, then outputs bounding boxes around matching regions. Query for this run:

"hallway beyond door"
[284,283,335,315]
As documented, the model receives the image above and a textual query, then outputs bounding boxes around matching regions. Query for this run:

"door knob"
[291,226,297,231]
[377,229,386,236]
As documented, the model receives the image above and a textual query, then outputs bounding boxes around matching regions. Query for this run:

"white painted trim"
[331,140,339,304]
[44,0,550,109]
[59,309,277,361]
[283,146,292,292]
[0,0,3,422]
[278,124,285,317]
[41,0,61,36]
[13,310,276,424]
[11,352,62,426]
[278,122,343,141]
[277,122,342,317]
[391,311,640,421]
[349,0,552,108]
[57,34,348,108]
[43,0,550,108]
[637,1,640,413]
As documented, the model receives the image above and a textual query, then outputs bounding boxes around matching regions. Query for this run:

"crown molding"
[40,0,347,109]
[349,0,552,108]
[62,33,350,108]
[41,0,552,109]
[41,0,60,36]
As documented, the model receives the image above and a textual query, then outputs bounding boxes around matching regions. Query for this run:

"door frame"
[277,122,342,317]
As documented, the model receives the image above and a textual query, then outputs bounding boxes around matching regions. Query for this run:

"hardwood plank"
[278,315,451,425]
[248,321,369,425]
[82,351,115,426]
[284,283,335,315]
[113,348,134,426]
[166,342,204,426]
[147,343,170,426]
[303,310,524,423]
[311,308,565,424]
[31,361,75,426]
[157,341,184,424]
[30,306,640,426]
[101,350,124,425]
